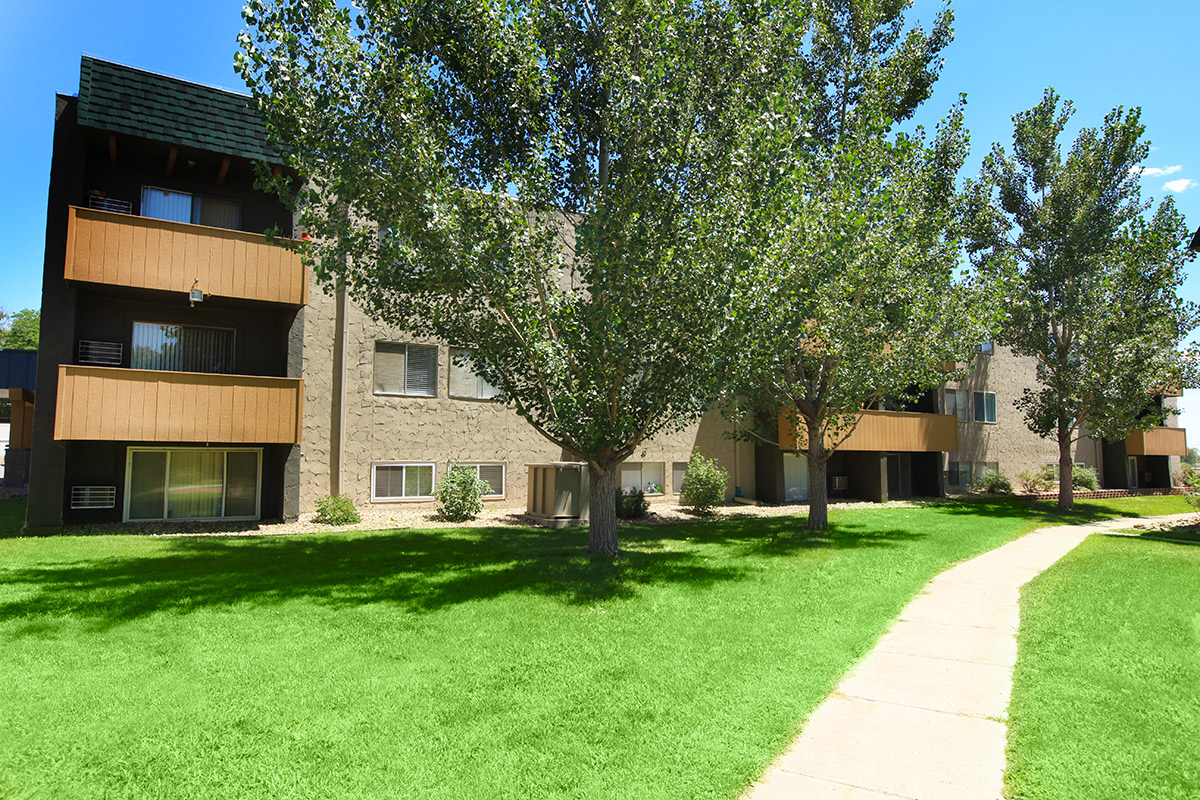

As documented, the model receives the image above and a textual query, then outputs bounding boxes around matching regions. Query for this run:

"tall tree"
[968,89,1199,510]
[0,309,39,350]
[726,0,985,531]
[238,0,788,555]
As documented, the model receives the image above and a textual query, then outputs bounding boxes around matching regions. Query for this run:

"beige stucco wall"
[944,346,1103,485]
[299,279,754,512]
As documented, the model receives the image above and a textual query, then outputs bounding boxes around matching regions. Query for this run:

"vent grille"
[71,486,116,509]
[88,195,133,214]
[78,340,122,366]
[831,475,849,491]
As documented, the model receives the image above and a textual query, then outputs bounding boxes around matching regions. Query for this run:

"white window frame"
[944,388,969,422]
[619,461,665,496]
[459,462,506,499]
[973,391,998,424]
[123,446,262,522]
[371,462,436,502]
[374,342,439,398]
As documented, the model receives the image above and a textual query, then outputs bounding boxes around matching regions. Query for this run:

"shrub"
[314,494,360,526]
[435,464,491,522]
[615,487,649,520]
[1184,471,1200,512]
[1072,464,1099,491]
[680,452,727,514]
[973,469,1012,494]
[1016,465,1057,494]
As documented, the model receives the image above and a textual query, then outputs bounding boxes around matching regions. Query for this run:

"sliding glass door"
[125,448,261,521]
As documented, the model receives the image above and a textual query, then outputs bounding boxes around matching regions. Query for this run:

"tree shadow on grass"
[0,515,925,634]
[914,495,1160,525]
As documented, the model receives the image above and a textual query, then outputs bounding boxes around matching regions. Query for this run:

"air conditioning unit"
[831,475,849,491]
[88,195,133,214]
[78,340,122,366]
[71,486,116,509]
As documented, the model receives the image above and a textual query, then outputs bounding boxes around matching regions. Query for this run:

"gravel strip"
[62,498,923,538]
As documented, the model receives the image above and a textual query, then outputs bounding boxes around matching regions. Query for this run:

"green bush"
[615,487,649,520]
[314,494,360,526]
[680,452,727,514]
[1072,464,1099,491]
[1016,465,1058,493]
[435,464,491,522]
[973,469,1012,494]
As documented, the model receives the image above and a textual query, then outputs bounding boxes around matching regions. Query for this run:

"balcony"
[1125,427,1187,457]
[780,409,958,453]
[54,365,302,444]
[64,206,308,306]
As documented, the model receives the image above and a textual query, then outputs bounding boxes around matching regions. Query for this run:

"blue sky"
[2,1,1198,426]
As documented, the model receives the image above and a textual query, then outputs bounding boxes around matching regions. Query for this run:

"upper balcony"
[779,409,958,453]
[64,206,308,306]
[54,365,302,444]
[1125,427,1187,457]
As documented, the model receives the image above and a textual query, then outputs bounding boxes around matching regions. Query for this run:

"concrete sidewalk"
[743,513,1195,800]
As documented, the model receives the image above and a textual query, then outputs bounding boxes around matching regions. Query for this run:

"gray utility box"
[526,462,590,528]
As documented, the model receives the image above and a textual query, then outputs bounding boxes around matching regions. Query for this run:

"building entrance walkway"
[743,512,1196,800]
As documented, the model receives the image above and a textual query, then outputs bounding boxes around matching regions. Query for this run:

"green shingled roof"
[76,56,278,163]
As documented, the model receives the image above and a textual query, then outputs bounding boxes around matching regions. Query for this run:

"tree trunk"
[1057,427,1074,511]
[586,463,620,556]
[806,419,829,531]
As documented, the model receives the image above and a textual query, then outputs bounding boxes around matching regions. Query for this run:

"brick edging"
[1018,487,1193,501]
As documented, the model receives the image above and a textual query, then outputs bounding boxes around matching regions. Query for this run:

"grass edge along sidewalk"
[1005,523,1200,800]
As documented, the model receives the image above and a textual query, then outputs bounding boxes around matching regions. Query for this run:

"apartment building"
[24,58,306,533]
[23,58,1184,532]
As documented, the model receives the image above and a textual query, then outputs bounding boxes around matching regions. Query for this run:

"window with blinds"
[372,463,435,500]
[461,463,505,497]
[141,186,241,230]
[374,342,438,397]
[449,347,500,399]
[131,322,235,373]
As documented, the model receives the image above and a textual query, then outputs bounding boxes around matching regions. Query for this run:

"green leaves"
[971,89,1199,467]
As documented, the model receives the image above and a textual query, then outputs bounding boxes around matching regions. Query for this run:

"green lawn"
[0,495,1188,800]
[1006,531,1200,800]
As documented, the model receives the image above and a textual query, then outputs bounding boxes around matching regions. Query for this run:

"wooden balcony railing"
[54,365,302,444]
[64,206,307,306]
[1125,427,1187,457]
[780,409,958,453]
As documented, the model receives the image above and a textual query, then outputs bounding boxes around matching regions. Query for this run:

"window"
[672,461,688,494]
[947,460,971,487]
[125,448,260,521]
[132,322,235,373]
[460,463,505,497]
[374,342,438,397]
[977,342,994,355]
[141,186,241,230]
[619,462,665,495]
[449,347,500,399]
[974,461,999,478]
[944,389,969,422]
[372,463,435,500]
[973,391,997,423]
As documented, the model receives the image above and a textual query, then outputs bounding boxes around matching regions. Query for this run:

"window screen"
[449,347,500,399]
[460,463,504,497]
[619,462,665,494]
[375,343,438,396]
[374,464,435,499]
[673,462,688,494]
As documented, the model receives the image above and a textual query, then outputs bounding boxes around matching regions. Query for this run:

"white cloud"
[1164,178,1196,193]
[1132,164,1182,177]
